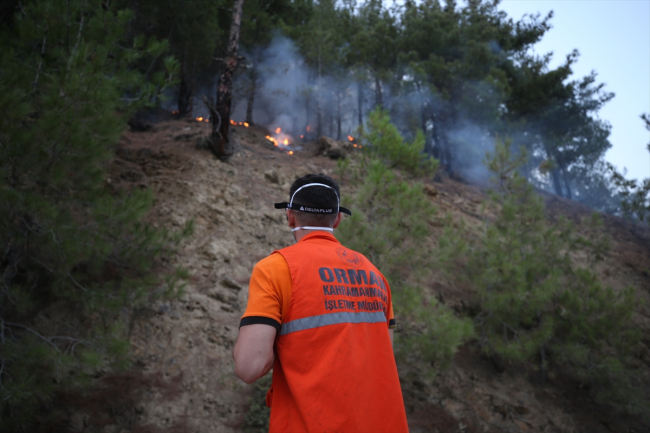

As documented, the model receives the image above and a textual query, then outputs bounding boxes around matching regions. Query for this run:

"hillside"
[53,118,650,433]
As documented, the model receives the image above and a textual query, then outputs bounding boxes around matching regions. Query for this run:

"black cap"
[274,181,351,215]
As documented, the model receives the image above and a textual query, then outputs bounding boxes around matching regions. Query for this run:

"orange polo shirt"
[241,232,407,433]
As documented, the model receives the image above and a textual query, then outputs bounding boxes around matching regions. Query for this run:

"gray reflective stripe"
[280,311,386,336]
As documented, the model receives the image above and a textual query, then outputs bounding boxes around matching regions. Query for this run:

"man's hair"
[289,173,341,227]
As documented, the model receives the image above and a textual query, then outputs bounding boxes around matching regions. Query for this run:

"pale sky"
[499,0,650,181]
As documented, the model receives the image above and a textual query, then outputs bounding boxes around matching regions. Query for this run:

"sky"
[498,0,650,181]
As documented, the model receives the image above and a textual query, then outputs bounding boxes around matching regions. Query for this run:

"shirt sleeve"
[240,253,292,331]
[387,301,396,328]
[381,273,396,328]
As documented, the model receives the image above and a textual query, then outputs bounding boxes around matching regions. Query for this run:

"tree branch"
[33,29,48,92]
[4,322,60,352]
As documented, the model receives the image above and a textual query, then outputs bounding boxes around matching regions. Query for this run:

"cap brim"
[274,202,352,216]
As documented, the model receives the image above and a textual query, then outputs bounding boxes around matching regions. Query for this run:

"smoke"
[227,36,370,141]
[194,35,505,183]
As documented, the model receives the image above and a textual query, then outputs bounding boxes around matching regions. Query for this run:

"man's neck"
[293,227,335,242]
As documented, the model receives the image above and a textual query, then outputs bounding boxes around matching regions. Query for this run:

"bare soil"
[52,118,650,433]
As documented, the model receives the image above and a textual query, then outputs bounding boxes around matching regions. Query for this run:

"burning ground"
[48,118,650,433]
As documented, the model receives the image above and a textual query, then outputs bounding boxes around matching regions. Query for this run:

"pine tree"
[0,1,189,428]
[116,0,226,115]
[604,114,650,224]
[444,138,646,415]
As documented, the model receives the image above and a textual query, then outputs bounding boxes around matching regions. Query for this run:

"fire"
[300,135,304,139]
[196,117,203,122]
[265,135,279,147]
[229,119,250,127]
[348,135,354,142]
[266,125,297,155]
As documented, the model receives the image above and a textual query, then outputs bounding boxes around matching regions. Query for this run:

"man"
[233,173,409,433]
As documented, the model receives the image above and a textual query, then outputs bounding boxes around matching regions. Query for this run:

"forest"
[108,0,650,217]
[1,0,649,431]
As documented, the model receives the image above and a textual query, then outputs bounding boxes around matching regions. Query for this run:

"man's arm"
[389,328,394,347]
[232,324,277,384]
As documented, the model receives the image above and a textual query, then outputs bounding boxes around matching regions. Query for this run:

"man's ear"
[332,212,343,229]
[286,209,296,228]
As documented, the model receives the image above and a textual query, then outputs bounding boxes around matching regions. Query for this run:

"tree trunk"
[357,81,363,128]
[304,92,311,137]
[245,56,257,125]
[316,96,323,137]
[421,101,432,157]
[374,75,383,109]
[177,60,194,116]
[316,77,323,137]
[549,167,564,197]
[434,105,453,174]
[559,160,573,200]
[208,0,244,161]
[336,92,342,140]
[546,147,565,197]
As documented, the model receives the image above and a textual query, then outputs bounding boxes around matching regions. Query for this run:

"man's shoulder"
[253,252,289,275]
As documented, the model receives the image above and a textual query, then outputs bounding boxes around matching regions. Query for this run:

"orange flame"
[267,126,296,155]
[196,117,203,122]
[243,122,249,127]
[265,135,279,146]
[347,135,354,142]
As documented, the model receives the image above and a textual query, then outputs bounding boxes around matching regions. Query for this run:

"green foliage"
[243,373,272,433]
[604,115,650,224]
[358,108,438,176]
[397,294,474,373]
[0,1,189,429]
[444,138,645,415]
[607,164,650,224]
[115,0,224,111]
[337,111,471,374]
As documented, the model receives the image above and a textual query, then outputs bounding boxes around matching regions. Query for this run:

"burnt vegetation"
[1,0,649,431]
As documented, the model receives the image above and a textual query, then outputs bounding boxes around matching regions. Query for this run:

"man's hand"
[232,324,277,384]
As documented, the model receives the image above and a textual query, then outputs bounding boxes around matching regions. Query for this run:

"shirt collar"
[298,231,340,244]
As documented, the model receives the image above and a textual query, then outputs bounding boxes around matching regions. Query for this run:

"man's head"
[288,173,341,227]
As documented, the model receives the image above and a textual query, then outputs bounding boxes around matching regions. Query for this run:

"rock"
[207,288,238,307]
[424,184,439,197]
[264,169,280,184]
[318,136,352,159]
[221,276,243,291]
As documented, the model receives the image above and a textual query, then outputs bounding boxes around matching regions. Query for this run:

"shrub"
[445,138,646,415]
[337,110,472,374]
[357,108,438,176]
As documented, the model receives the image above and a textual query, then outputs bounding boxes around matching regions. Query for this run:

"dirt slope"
[59,118,650,433]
